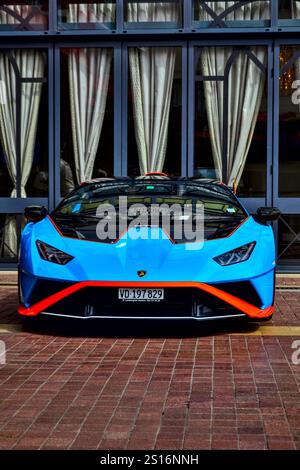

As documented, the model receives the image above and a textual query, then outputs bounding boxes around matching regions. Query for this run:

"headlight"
[36,241,74,265]
[213,242,256,266]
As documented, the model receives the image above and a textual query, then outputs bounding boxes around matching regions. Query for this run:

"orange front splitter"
[18,281,274,319]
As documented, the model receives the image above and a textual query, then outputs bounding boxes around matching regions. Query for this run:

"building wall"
[0,1,299,270]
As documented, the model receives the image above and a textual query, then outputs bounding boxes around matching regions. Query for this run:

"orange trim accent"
[18,280,273,319]
[161,227,175,244]
[48,215,64,236]
[233,180,237,195]
[144,172,169,177]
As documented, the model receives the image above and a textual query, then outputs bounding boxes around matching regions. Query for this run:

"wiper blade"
[203,211,244,218]
[53,213,99,220]
[212,220,243,232]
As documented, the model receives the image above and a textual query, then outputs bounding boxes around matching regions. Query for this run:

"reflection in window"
[237,104,267,198]
[0,213,23,260]
[194,46,267,196]
[128,47,182,177]
[292,0,300,19]
[279,0,300,21]
[278,215,300,265]
[0,1,47,30]
[125,1,182,27]
[193,1,270,27]
[0,48,47,198]
[279,45,300,197]
[60,47,114,196]
[0,48,47,258]
[58,1,116,29]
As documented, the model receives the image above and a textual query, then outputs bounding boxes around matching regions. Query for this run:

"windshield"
[53,181,246,219]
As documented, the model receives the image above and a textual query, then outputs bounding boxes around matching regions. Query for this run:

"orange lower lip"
[18,281,273,319]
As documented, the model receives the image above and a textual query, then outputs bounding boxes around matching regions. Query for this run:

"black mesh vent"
[29,279,75,305]
[211,281,262,308]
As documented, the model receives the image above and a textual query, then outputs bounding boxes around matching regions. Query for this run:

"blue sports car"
[18,174,280,322]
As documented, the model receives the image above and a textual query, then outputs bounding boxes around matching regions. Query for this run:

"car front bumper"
[18,280,274,321]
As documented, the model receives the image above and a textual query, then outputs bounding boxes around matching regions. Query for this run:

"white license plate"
[118,288,164,302]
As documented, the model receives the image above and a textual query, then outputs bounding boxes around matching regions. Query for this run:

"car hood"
[21,215,275,284]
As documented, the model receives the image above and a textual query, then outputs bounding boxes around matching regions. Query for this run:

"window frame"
[121,40,188,178]
[187,39,273,214]
[53,41,122,207]
[0,42,53,266]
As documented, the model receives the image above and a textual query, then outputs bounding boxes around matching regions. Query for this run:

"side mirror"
[24,206,48,223]
[256,207,281,223]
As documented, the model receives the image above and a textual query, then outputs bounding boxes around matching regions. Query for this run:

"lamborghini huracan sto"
[18,175,280,322]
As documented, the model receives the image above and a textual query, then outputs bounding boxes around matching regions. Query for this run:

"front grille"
[43,286,243,319]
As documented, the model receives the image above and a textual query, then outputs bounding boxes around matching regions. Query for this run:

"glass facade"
[0,1,48,30]
[58,1,116,30]
[279,1,300,24]
[193,45,268,197]
[193,1,271,28]
[127,46,182,176]
[60,46,114,195]
[279,45,300,197]
[278,215,300,265]
[0,213,23,261]
[125,1,182,28]
[0,1,299,270]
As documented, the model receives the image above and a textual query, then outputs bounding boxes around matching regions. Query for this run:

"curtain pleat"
[68,4,114,183]
[292,1,300,19]
[199,1,270,22]
[68,2,116,24]
[199,2,269,186]
[128,3,179,174]
[201,46,266,186]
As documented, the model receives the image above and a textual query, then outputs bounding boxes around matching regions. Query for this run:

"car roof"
[80,175,226,188]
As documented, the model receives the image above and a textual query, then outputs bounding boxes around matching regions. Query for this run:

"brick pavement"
[0,273,299,450]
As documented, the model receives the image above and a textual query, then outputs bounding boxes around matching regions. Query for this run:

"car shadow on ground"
[21,316,261,338]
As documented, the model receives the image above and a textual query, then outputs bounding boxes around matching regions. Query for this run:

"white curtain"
[292,1,300,19]
[0,3,46,27]
[0,7,45,257]
[128,3,179,174]
[199,4,268,186]
[68,2,116,25]
[68,4,114,184]
[128,1,178,22]
[201,46,267,186]
[199,1,270,22]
